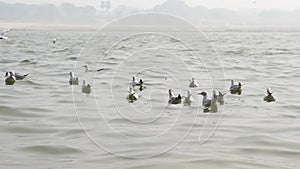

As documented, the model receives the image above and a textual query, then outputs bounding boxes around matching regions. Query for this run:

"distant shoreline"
[1,22,300,32]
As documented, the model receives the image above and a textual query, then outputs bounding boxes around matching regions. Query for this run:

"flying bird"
[0,28,12,40]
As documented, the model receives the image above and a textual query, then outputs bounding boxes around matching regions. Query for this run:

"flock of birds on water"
[2,28,276,113]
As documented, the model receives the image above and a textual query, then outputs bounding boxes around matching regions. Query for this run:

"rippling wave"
[0,30,299,168]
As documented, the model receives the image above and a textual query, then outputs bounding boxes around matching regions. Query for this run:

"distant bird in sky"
[0,28,12,40]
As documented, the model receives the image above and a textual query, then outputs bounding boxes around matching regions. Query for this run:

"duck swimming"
[127,86,138,102]
[4,72,16,85]
[264,88,275,102]
[82,80,92,95]
[230,80,242,95]
[189,78,199,88]
[69,72,79,85]
[131,76,144,87]
[168,89,182,104]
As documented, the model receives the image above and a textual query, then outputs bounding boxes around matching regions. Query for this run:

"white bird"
[82,80,92,95]
[127,86,138,101]
[0,28,12,40]
[83,64,105,72]
[52,39,57,43]
[168,89,182,104]
[230,80,242,95]
[189,78,199,88]
[4,72,16,85]
[264,88,276,102]
[183,90,194,105]
[130,76,144,87]
[12,72,29,80]
[198,91,218,112]
[69,72,79,85]
[217,91,226,105]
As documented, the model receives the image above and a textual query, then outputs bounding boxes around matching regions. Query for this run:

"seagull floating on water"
[12,72,29,80]
[0,28,12,40]
[189,78,199,88]
[127,86,138,101]
[83,64,105,72]
[217,91,226,105]
[183,90,194,105]
[131,76,143,87]
[198,91,218,112]
[4,72,16,85]
[69,72,79,85]
[52,39,57,44]
[264,88,276,102]
[230,80,242,95]
[82,80,92,95]
[168,89,182,104]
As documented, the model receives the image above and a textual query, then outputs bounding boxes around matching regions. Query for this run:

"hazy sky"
[5,0,300,10]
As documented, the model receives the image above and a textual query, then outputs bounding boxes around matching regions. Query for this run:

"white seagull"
[168,89,182,104]
[130,76,144,87]
[127,86,138,101]
[189,78,199,88]
[12,72,29,80]
[230,80,242,95]
[183,90,194,105]
[69,72,79,85]
[4,72,16,85]
[0,28,12,40]
[198,91,218,112]
[264,88,276,102]
[82,80,92,95]
[83,64,105,72]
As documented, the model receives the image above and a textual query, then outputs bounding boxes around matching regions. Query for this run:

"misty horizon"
[1,0,300,30]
